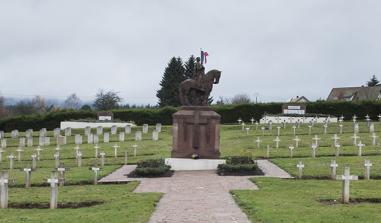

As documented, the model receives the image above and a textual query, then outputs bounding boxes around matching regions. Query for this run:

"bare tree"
[31,95,46,113]
[231,94,251,104]
[64,93,81,109]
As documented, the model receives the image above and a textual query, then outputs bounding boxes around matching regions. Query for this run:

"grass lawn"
[232,178,381,223]
[1,182,162,223]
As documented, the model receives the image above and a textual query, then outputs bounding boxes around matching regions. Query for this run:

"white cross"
[364,160,373,180]
[133,144,138,156]
[274,137,281,149]
[94,144,100,158]
[312,135,321,147]
[276,126,281,136]
[288,145,295,158]
[266,145,271,158]
[245,127,250,135]
[311,144,317,158]
[308,125,312,135]
[255,137,262,148]
[352,115,357,122]
[250,117,254,125]
[323,124,328,135]
[296,161,304,178]
[371,133,378,146]
[293,136,301,148]
[337,167,358,203]
[237,118,242,124]
[351,134,359,146]
[357,141,365,156]
[334,143,341,157]
[378,114,381,121]
[330,160,338,179]
[113,144,120,157]
[332,134,340,145]
[292,125,297,135]
[47,178,59,188]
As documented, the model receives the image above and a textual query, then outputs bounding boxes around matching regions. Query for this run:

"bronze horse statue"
[179,69,221,106]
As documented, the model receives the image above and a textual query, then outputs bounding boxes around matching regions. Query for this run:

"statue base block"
[171,106,221,159]
[165,158,226,170]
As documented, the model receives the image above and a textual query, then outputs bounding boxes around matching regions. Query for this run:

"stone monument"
[172,57,221,159]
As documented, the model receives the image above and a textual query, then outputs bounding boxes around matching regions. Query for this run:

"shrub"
[130,159,172,177]
[217,156,263,176]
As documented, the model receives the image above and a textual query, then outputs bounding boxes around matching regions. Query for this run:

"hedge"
[0,101,380,131]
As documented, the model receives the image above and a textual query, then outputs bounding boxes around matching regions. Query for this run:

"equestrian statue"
[179,57,221,106]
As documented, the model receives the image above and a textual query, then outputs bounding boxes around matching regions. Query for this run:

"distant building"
[327,86,381,101]
[289,96,310,103]
[97,111,113,121]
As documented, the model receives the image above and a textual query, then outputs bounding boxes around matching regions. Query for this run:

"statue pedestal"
[172,106,220,159]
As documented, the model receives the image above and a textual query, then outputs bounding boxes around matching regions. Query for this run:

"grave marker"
[91,167,100,185]
[0,171,9,208]
[103,133,110,143]
[47,172,59,209]
[155,123,162,132]
[142,124,149,134]
[337,167,358,204]
[296,161,304,178]
[23,168,32,188]
[100,152,106,167]
[364,160,372,180]
[288,145,295,158]
[330,160,338,180]
[357,141,365,157]
[135,131,142,141]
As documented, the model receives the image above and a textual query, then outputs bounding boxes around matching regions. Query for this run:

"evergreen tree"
[156,57,185,107]
[184,55,195,79]
[367,75,379,87]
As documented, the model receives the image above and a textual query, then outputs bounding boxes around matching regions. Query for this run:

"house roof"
[327,86,381,101]
[289,96,310,103]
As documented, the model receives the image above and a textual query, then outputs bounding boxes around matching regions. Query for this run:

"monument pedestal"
[172,106,220,159]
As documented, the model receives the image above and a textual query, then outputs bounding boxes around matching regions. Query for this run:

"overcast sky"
[1,0,381,105]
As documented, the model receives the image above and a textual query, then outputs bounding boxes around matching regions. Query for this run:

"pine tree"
[367,75,379,87]
[184,55,195,79]
[156,57,185,107]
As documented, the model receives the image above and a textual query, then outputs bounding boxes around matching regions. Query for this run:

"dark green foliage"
[367,75,379,87]
[156,57,186,107]
[184,55,195,79]
[131,159,172,177]
[112,106,177,125]
[0,111,96,131]
[226,156,255,165]
[2,101,381,131]
[217,156,263,176]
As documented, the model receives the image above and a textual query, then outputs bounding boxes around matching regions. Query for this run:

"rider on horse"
[193,57,205,91]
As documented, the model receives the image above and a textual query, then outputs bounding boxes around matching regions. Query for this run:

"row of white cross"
[0,167,102,209]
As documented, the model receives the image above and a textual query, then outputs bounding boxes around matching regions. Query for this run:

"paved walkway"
[99,159,291,223]
[256,159,292,178]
